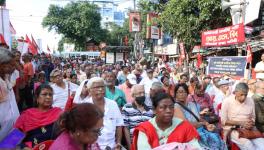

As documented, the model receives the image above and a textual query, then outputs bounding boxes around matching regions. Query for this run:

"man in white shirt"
[255,53,264,80]
[213,79,231,114]
[0,48,20,141]
[139,68,159,96]
[50,69,78,110]
[87,77,124,150]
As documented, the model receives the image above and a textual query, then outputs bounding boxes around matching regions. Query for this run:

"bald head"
[255,81,264,95]
[131,84,145,98]
[248,79,257,93]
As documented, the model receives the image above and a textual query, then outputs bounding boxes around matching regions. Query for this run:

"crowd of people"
[1,46,264,150]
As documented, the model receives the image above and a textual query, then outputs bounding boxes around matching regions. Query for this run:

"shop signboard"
[201,24,245,47]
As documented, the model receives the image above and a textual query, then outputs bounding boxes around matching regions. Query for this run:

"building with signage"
[90,0,125,29]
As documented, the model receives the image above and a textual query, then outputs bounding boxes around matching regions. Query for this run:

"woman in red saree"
[132,92,201,150]
[14,84,62,149]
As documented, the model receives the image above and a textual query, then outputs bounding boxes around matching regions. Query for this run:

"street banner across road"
[201,24,245,47]
[207,56,247,79]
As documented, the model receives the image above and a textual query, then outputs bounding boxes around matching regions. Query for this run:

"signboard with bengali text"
[201,24,245,47]
[207,56,247,79]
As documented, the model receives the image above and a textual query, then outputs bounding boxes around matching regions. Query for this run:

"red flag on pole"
[31,35,39,51]
[179,43,185,59]
[47,45,51,52]
[196,52,202,68]
[246,44,252,63]
[0,34,7,46]
[25,34,37,55]
[9,22,16,34]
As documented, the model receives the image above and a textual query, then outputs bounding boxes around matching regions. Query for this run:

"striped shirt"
[122,103,153,138]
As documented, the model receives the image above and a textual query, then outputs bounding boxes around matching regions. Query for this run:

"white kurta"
[0,76,20,141]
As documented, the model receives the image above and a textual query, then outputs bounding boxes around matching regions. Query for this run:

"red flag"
[246,44,252,63]
[196,52,202,68]
[31,35,39,51]
[0,34,7,46]
[25,34,37,55]
[179,43,185,59]
[10,22,16,34]
[178,58,182,66]
[47,45,51,52]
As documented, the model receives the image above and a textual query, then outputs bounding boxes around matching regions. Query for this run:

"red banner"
[146,12,161,39]
[129,12,141,32]
[201,24,245,47]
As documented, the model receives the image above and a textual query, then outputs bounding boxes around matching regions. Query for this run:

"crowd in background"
[1,46,264,150]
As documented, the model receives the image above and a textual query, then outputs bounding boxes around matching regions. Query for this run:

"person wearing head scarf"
[73,79,90,104]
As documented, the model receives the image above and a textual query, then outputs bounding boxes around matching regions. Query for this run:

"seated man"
[221,83,264,149]
[253,81,264,133]
[122,85,154,148]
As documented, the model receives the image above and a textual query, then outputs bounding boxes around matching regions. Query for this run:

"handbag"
[237,128,264,139]
[191,95,219,124]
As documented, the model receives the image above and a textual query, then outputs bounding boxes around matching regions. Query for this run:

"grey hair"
[234,82,249,93]
[151,82,163,90]
[86,77,104,89]
[0,47,15,64]
[256,81,264,88]
[131,84,144,97]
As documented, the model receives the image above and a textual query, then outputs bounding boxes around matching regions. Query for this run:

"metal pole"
[1,7,4,36]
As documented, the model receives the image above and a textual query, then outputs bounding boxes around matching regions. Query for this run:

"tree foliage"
[42,2,106,51]
[159,0,231,51]
[107,19,134,46]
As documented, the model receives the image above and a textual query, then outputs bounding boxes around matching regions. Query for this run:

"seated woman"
[49,103,104,150]
[132,92,201,150]
[174,83,226,150]
[14,84,62,149]
[187,83,217,124]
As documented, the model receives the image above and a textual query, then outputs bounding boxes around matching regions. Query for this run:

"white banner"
[116,53,124,62]
[0,8,11,49]
[17,41,28,55]
[106,52,114,64]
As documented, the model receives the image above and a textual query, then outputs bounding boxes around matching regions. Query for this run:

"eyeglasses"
[88,128,102,136]
[40,93,53,97]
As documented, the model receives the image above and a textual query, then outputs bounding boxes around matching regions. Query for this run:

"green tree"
[42,2,106,51]
[107,20,129,46]
[160,0,231,51]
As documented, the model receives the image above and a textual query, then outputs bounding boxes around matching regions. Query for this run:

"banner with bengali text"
[207,56,247,79]
[201,24,245,47]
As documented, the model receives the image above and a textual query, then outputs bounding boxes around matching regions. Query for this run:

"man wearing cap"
[213,79,231,114]
[139,68,159,96]
[255,53,264,80]
[119,74,137,103]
